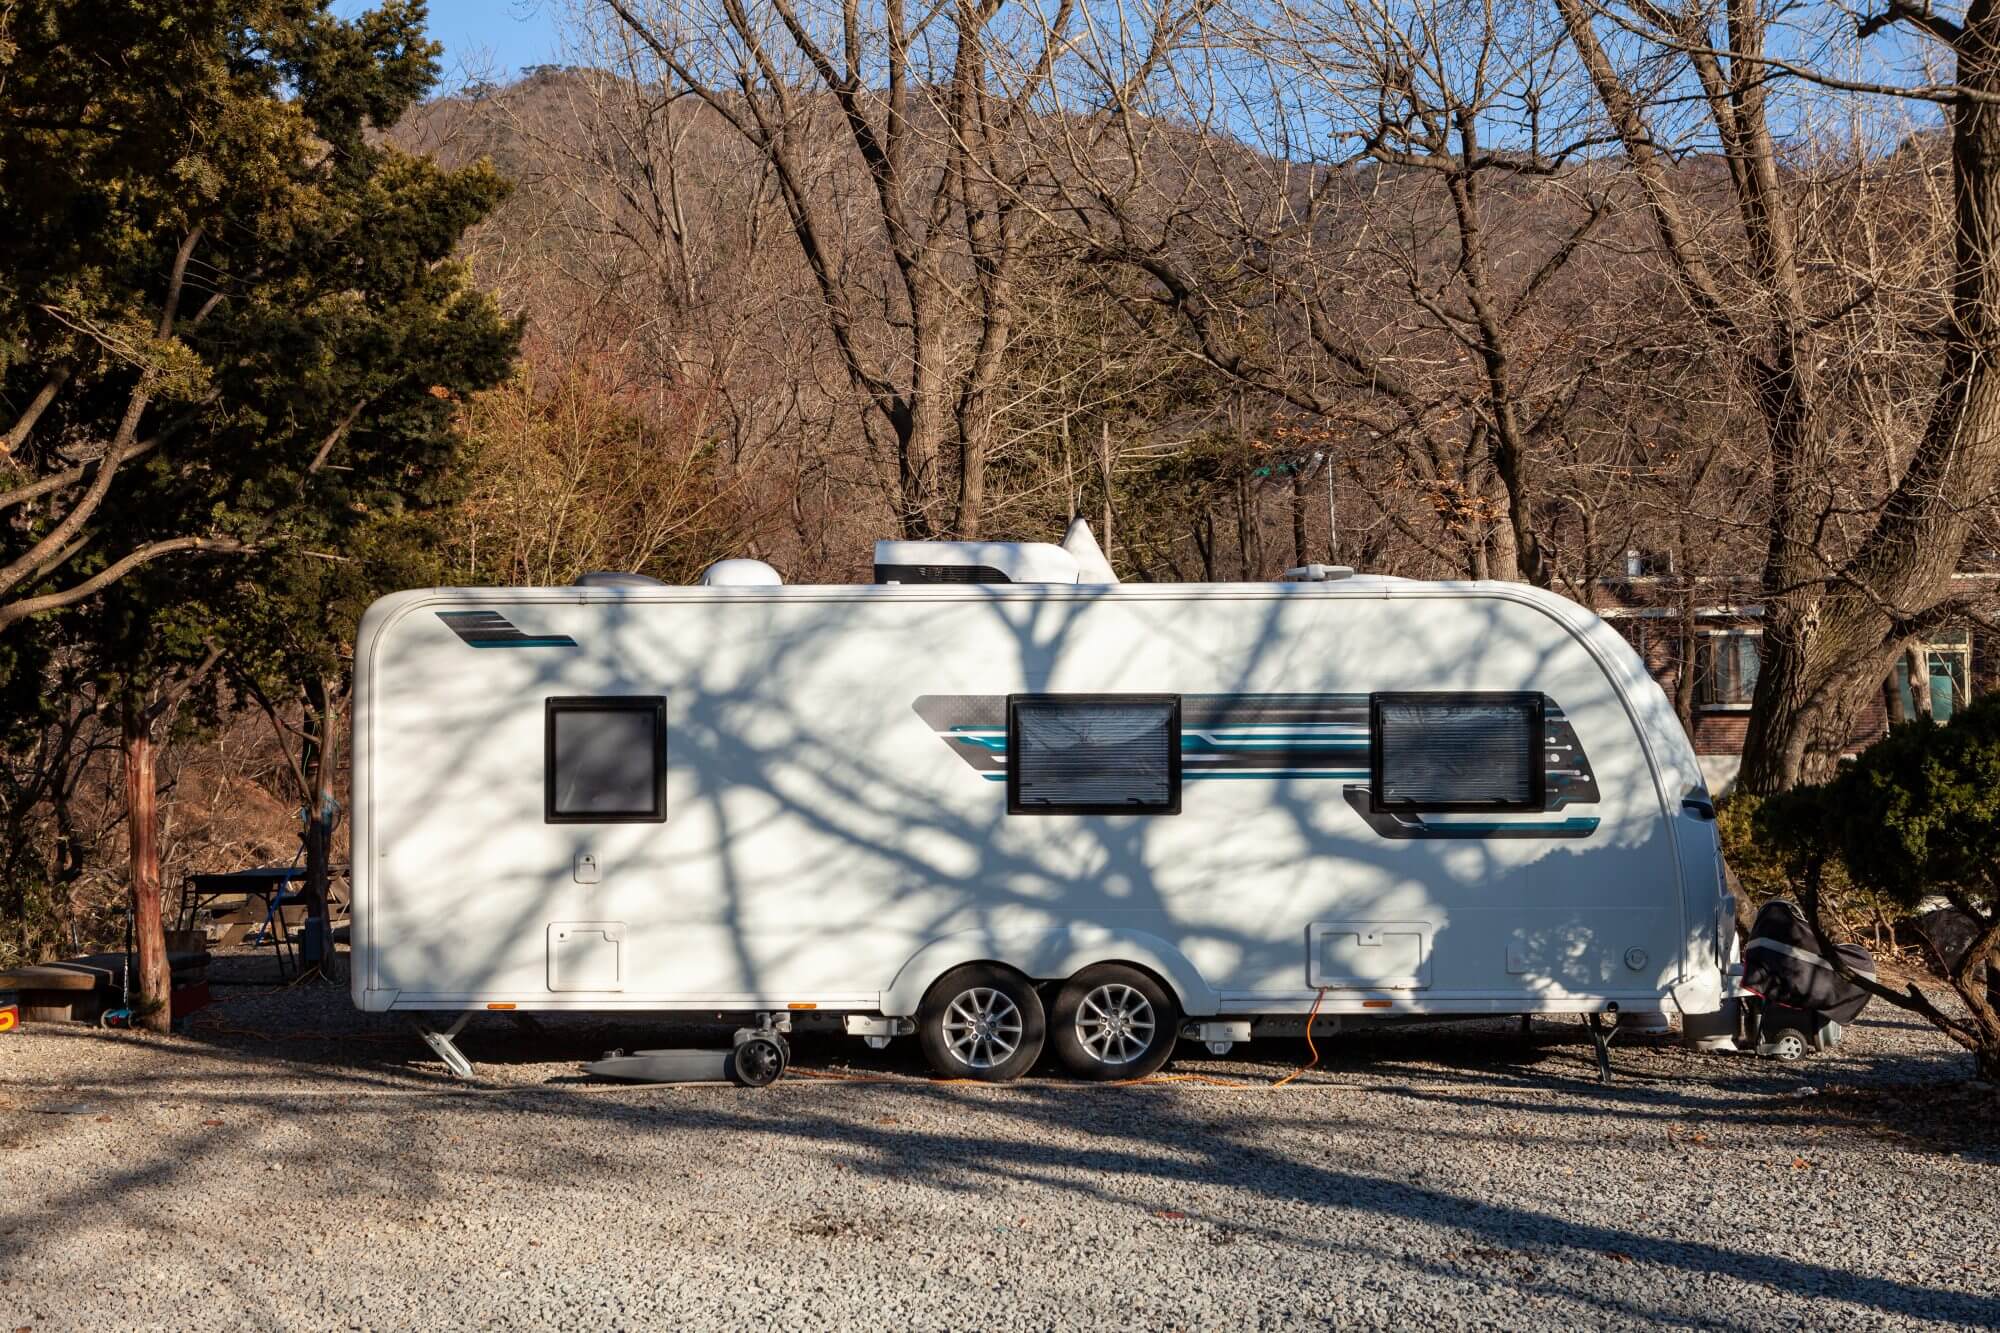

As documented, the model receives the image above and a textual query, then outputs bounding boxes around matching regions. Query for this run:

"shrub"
[1757,699,2000,1082]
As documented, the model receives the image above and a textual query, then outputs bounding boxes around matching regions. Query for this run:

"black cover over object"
[1743,901,1876,1026]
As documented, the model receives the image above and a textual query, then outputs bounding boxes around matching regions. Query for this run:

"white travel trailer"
[349,523,1737,1082]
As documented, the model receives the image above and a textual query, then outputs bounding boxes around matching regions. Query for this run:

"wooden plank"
[0,966,99,991]
[0,950,208,992]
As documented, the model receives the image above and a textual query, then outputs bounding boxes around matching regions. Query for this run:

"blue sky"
[336,0,564,86]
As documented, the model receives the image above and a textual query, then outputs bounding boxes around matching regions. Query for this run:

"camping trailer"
[349,522,1739,1081]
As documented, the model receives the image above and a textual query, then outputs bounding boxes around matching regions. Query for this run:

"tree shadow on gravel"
[10,996,1995,1330]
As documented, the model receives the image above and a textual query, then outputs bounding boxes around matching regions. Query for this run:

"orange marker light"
[788,1002,817,1010]
[486,1002,517,1011]
[1361,999,1393,1009]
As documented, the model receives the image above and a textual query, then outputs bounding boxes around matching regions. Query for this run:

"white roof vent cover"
[698,559,784,587]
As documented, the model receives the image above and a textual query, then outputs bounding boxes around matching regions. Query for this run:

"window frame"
[1368,691,1546,815]
[1894,641,1972,723]
[544,695,669,824]
[1696,628,1762,711]
[1006,693,1183,816]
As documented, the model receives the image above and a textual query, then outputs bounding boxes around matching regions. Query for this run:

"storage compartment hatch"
[1308,921,1433,989]
[548,922,625,992]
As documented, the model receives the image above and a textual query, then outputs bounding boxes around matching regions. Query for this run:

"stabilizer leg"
[414,1013,475,1080]
[1583,1010,1617,1085]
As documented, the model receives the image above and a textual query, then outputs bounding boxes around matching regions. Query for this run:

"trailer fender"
[882,928,1220,1018]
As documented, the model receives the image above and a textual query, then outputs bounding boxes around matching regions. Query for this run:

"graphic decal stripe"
[437,610,577,648]
[916,691,1602,839]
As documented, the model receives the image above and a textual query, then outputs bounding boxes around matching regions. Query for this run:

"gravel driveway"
[2,955,1995,1331]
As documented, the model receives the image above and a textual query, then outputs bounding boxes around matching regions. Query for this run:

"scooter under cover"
[584,1048,734,1083]
[584,1032,788,1087]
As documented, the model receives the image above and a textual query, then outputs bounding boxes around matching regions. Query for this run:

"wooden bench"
[0,949,208,1024]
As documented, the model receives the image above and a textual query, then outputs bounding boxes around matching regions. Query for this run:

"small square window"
[1370,692,1543,813]
[545,697,667,823]
[1007,694,1181,815]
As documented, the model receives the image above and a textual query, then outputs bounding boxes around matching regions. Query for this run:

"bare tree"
[1555,0,1991,789]
[998,0,1649,584]
[594,0,1086,540]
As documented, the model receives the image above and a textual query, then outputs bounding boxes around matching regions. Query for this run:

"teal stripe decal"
[1415,817,1601,835]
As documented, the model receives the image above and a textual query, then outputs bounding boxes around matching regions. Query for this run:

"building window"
[1697,631,1761,708]
[545,696,667,823]
[1370,693,1544,812]
[1007,695,1181,815]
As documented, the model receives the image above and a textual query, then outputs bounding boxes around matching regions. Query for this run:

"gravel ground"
[2,950,1996,1332]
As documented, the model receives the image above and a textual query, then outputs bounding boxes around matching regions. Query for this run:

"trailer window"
[1370,693,1543,813]
[545,697,667,823]
[1007,695,1181,815]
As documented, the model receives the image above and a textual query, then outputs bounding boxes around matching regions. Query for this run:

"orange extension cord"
[1268,986,1329,1090]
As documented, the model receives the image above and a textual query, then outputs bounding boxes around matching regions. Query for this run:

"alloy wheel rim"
[1075,983,1157,1065]
[942,987,1024,1069]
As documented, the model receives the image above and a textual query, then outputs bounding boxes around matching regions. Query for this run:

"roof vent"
[1278,564,1355,582]
[874,539,1080,585]
[575,571,666,588]
[698,559,783,587]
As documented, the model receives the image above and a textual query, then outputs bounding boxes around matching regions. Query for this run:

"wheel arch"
[1054,958,1186,1019]
[883,927,1219,1018]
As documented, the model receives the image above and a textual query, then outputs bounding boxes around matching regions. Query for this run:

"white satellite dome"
[698,558,784,587]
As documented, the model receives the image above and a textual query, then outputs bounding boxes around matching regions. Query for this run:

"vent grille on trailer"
[873,563,1011,584]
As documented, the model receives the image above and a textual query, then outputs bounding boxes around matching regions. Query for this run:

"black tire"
[1049,964,1179,1081]
[916,964,1046,1082]
[1767,1027,1811,1062]
[730,1035,788,1087]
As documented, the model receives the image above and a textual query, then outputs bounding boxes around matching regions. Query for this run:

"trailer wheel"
[1049,965,1179,1081]
[1766,1027,1811,1062]
[917,964,1045,1082]
[730,1035,788,1088]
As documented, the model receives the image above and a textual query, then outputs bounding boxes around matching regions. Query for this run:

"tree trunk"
[1291,464,1310,568]
[1905,643,1933,722]
[893,399,943,540]
[1738,12,2000,790]
[1236,470,1262,580]
[954,412,987,541]
[1481,469,1521,583]
[301,677,340,979]
[1675,582,1698,740]
[120,697,170,1034]
[1099,424,1115,563]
